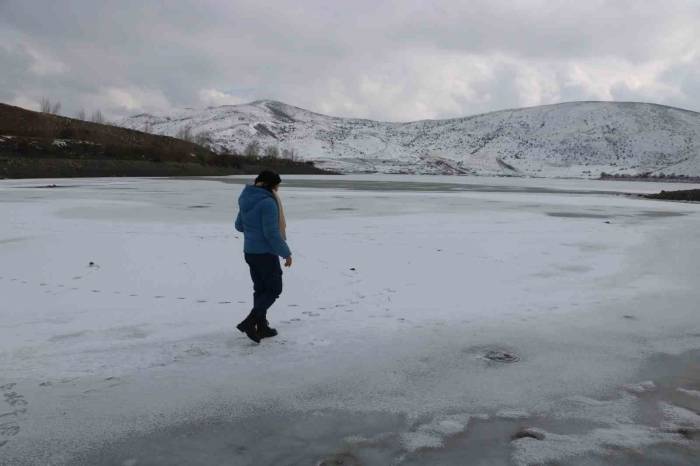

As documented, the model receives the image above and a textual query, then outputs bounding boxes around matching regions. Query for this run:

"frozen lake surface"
[1,175,699,465]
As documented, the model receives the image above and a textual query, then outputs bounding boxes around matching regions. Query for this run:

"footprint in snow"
[184,346,209,357]
[218,301,232,304]
[82,377,122,394]
[0,383,26,447]
[196,299,207,303]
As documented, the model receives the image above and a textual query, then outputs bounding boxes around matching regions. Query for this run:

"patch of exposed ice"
[400,431,445,452]
[659,402,700,431]
[400,413,472,452]
[343,432,394,447]
[553,394,637,424]
[496,409,530,419]
[677,387,700,398]
[512,424,685,466]
[622,380,656,394]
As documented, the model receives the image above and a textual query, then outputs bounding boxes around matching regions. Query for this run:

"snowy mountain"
[119,100,700,178]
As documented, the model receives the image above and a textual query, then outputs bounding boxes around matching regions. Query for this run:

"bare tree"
[194,130,212,148]
[176,126,194,142]
[91,109,105,124]
[40,97,52,113]
[40,97,61,114]
[244,140,261,157]
[264,145,279,159]
[282,147,300,161]
[76,108,86,121]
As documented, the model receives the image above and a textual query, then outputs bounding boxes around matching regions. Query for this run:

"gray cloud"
[1,0,699,121]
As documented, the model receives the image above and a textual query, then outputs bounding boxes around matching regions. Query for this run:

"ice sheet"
[1,175,699,465]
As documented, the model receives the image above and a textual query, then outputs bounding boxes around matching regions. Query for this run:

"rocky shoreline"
[644,189,700,202]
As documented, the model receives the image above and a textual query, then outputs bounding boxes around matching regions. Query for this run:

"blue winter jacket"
[235,185,292,258]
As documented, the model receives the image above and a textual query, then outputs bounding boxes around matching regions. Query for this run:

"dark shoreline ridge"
[0,103,333,178]
[600,173,700,183]
[644,189,700,201]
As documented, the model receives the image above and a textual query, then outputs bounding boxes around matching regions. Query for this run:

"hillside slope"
[120,100,700,177]
[0,103,329,178]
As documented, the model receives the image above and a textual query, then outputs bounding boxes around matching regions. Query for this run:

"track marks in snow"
[49,330,89,342]
[1,276,242,305]
[0,383,27,449]
[83,377,125,395]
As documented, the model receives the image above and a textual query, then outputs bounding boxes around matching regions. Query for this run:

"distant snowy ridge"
[119,101,700,178]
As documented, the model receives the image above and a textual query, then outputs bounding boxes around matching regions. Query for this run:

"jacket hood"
[238,184,274,212]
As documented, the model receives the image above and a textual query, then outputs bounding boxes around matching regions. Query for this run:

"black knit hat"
[255,170,282,187]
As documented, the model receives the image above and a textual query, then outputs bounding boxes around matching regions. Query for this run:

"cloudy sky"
[1,0,699,121]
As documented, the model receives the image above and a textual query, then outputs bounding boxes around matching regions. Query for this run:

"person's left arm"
[260,199,292,259]
[235,211,244,232]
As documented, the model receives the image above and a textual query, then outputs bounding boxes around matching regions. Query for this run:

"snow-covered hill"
[119,100,700,177]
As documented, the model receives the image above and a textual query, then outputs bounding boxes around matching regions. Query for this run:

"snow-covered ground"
[1,175,699,465]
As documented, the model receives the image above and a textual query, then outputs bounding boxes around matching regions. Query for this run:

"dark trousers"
[244,253,283,324]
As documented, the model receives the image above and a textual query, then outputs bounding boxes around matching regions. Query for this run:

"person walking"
[234,170,292,343]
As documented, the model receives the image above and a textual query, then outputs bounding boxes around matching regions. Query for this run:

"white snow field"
[1,175,699,465]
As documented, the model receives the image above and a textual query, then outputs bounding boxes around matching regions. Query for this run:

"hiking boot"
[258,321,278,338]
[236,320,261,343]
